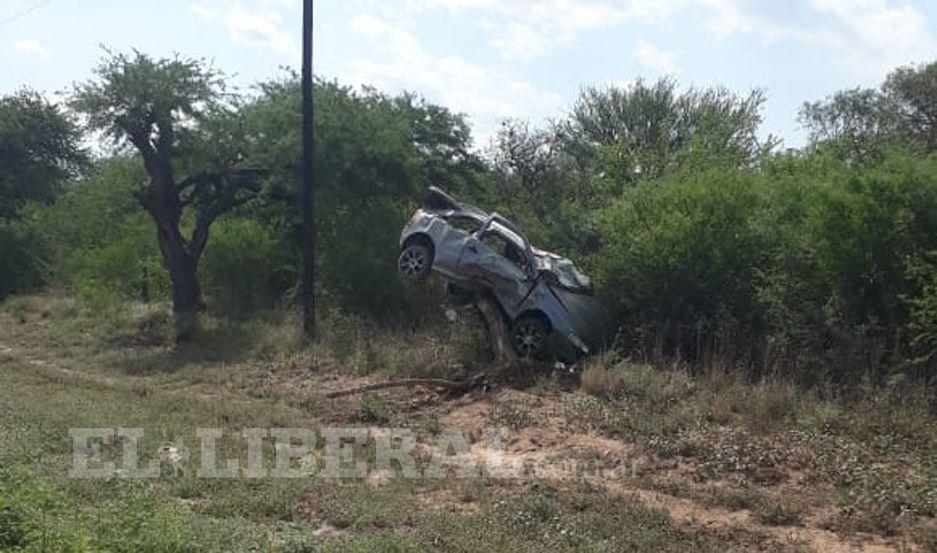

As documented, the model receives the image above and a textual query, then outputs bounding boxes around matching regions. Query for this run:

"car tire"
[512,316,549,358]
[398,243,433,282]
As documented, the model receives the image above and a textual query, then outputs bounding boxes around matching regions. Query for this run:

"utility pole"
[301,0,316,338]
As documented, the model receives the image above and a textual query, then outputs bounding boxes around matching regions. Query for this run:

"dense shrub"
[0,224,43,299]
[14,158,170,308]
[199,217,296,312]
[596,149,937,381]
[596,168,772,362]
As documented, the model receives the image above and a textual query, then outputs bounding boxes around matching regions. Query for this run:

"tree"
[0,90,86,219]
[489,119,564,204]
[800,61,936,157]
[565,78,770,185]
[799,87,899,158]
[240,78,482,316]
[885,61,937,151]
[485,120,601,255]
[70,51,263,336]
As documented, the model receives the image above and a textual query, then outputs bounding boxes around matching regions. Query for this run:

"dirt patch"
[413,485,480,514]
[425,387,911,552]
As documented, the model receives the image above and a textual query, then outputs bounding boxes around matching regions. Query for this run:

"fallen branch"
[325,373,486,399]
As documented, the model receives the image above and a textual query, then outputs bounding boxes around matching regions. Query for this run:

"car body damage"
[398,187,607,359]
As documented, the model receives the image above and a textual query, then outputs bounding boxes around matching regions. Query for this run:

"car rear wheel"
[398,243,433,282]
[512,316,548,358]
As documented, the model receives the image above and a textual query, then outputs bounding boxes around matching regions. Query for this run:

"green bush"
[199,217,296,313]
[13,157,170,309]
[596,168,772,361]
[906,256,937,371]
[0,224,43,299]
[595,149,937,380]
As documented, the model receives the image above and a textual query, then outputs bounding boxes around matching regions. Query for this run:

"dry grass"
[3,294,937,551]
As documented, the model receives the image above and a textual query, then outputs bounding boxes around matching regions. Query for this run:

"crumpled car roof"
[419,187,488,222]
[419,186,590,291]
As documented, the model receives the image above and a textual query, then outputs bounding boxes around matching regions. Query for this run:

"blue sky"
[2,0,935,148]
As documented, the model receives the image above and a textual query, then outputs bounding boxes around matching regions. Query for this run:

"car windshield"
[535,253,591,293]
[552,259,592,292]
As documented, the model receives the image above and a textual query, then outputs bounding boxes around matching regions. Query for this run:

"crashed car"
[398,187,606,359]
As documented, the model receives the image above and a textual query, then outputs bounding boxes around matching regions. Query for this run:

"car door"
[457,228,530,311]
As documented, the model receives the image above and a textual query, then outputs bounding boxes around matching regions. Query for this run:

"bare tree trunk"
[474,292,517,363]
[136,155,205,341]
[140,259,150,303]
[155,218,201,340]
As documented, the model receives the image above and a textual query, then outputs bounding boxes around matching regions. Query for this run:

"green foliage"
[801,60,937,158]
[0,224,43,299]
[885,61,937,151]
[70,50,267,326]
[567,78,771,184]
[16,157,169,308]
[800,87,899,159]
[70,49,226,153]
[483,78,774,264]
[596,148,937,379]
[0,464,203,552]
[199,218,295,312]
[0,89,86,220]
[241,77,480,317]
[596,168,771,359]
[907,256,937,369]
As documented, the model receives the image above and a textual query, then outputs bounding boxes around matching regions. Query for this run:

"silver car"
[398,187,606,359]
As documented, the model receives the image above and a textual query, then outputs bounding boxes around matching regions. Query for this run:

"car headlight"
[567,333,589,354]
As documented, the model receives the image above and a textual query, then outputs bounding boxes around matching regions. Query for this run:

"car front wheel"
[512,316,548,358]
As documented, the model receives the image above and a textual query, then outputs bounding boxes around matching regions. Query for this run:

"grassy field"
[1,295,936,551]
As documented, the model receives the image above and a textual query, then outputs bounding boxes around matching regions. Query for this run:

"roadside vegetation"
[1,51,937,550]
[2,296,937,550]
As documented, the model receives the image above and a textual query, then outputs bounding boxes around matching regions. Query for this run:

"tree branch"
[187,168,267,257]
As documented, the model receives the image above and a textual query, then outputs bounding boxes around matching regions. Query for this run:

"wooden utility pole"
[301,0,316,338]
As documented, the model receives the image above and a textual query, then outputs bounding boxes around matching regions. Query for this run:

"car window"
[480,230,528,274]
[488,221,525,249]
[446,215,481,234]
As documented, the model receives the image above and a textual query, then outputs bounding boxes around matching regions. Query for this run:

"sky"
[1,0,935,149]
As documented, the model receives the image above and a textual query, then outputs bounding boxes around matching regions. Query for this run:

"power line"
[0,0,52,27]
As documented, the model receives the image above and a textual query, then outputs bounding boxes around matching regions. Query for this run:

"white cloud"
[387,0,936,79]
[343,13,563,146]
[620,0,933,80]
[191,2,298,57]
[684,0,934,79]
[810,0,936,77]
[386,0,634,62]
[13,39,50,60]
[633,38,679,74]
[491,22,550,62]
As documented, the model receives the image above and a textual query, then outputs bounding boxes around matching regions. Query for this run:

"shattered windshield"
[536,253,592,293]
[552,259,592,292]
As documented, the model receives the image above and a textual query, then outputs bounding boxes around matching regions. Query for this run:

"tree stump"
[473,291,517,363]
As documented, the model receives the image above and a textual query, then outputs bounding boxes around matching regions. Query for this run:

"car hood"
[548,285,609,351]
